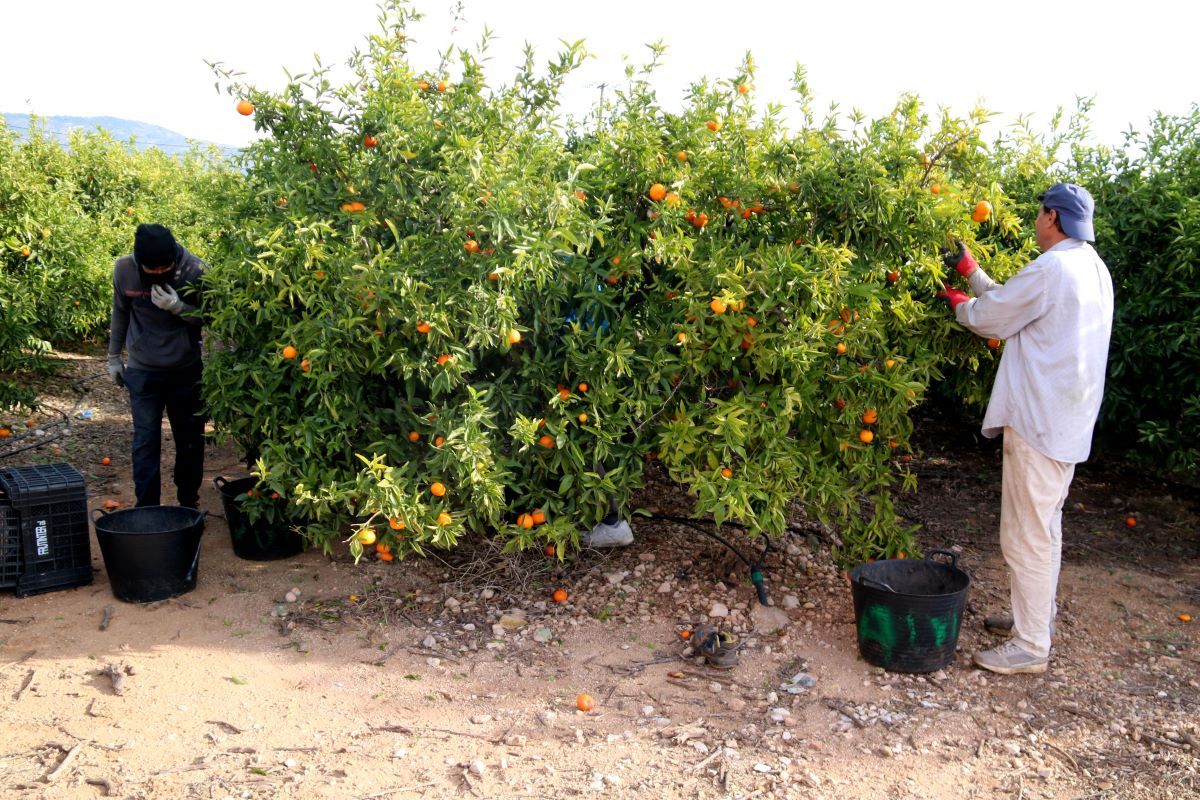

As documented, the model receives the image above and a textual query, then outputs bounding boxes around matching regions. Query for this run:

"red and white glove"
[936,284,970,310]
[941,240,979,277]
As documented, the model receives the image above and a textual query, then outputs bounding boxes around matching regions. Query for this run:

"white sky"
[3,0,1198,151]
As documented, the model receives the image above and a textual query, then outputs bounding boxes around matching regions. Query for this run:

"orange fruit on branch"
[464,239,480,253]
[648,183,667,202]
[972,200,992,223]
[281,345,298,360]
[436,511,453,526]
[506,329,522,345]
[356,529,377,546]
[709,298,727,314]
[862,409,878,425]
[408,431,420,442]
[532,509,546,525]
[236,99,254,116]
[538,434,555,449]
[858,429,875,444]
[389,517,406,531]
[430,481,447,497]
[362,134,378,148]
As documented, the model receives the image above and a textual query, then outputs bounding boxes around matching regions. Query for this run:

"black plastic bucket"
[93,506,205,603]
[213,476,304,561]
[850,549,970,673]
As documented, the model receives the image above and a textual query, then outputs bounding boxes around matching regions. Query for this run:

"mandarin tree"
[204,1,1047,565]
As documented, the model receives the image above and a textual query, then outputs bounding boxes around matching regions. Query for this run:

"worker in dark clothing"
[106,224,207,508]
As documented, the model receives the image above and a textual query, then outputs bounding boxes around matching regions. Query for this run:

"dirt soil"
[2,351,1198,800]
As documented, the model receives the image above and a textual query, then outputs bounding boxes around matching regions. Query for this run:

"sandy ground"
[1,352,1197,800]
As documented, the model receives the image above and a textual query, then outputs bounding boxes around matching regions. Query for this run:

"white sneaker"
[973,640,1048,675]
[581,519,633,548]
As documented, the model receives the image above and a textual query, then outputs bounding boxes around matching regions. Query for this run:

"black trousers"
[124,362,205,508]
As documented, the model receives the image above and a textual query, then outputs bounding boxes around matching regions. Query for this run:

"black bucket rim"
[850,551,970,598]
[213,475,258,498]
[93,505,206,536]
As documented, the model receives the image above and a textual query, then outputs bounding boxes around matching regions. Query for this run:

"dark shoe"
[695,624,739,670]
[984,613,1055,637]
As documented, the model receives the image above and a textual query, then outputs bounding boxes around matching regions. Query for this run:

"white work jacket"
[955,239,1114,463]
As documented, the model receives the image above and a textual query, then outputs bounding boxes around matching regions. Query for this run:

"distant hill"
[2,113,239,158]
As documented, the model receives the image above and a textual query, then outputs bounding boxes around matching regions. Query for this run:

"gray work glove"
[150,283,186,314]
[107,354,126,387]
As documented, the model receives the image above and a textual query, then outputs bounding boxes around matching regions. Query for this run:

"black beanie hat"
[133,223,177,268]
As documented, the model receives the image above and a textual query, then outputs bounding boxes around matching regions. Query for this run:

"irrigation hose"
[0,371,106,461]
[650,512,773,606]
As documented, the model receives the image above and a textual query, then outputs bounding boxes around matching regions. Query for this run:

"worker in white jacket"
[937,183,1114,674]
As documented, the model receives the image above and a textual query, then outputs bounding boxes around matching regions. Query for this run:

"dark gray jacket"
[107,244,206,370]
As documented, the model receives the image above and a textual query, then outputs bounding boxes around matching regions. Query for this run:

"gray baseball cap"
[1039,183,1095,241]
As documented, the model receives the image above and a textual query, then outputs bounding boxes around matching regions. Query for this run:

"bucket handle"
[925,549,958,569]
[857,575,897,593]
[213,475,228,491]
[91,508,111,524]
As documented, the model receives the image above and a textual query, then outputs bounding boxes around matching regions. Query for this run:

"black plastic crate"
[0,495,20,589]
[0,463,93,597]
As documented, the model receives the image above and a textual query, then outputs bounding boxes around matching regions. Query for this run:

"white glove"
[151,283,186,314]
[107,355,126,387]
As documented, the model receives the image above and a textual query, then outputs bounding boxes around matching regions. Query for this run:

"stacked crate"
[0,463,92,597]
